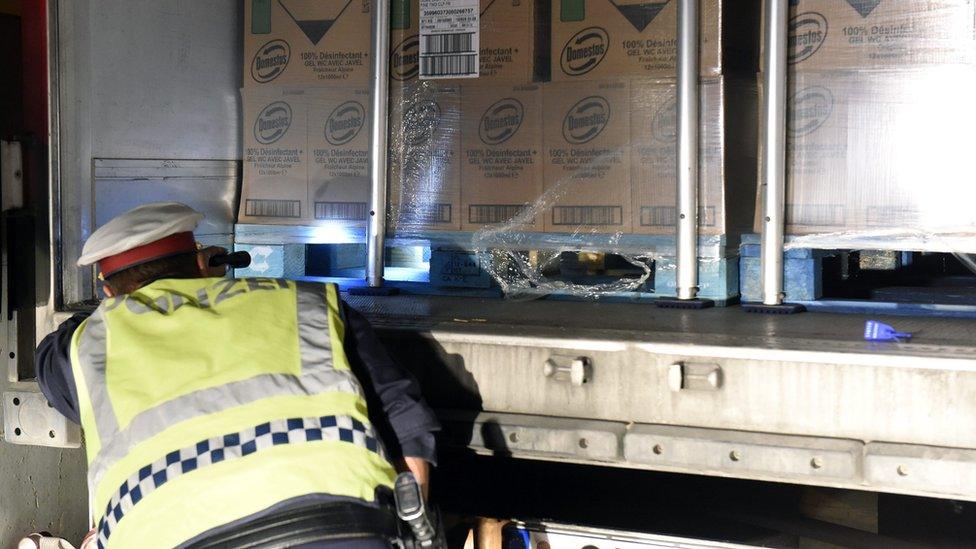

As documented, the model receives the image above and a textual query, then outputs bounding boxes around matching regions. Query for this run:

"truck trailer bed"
[351,295,976,501]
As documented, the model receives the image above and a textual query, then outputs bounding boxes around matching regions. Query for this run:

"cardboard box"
[308,89,372,224]
[241,89,310,224]
[542,80,632,233]
[778,71,859,235]
[240,87,370,226]
[776,68,976,238]
[244,0,372,88]
[389,83,463,232]
[460,84,545,232]
[551,0,725,81]
[844,69,976,235]
[390,0,543,83]
[630,78,725,235]
[782,0,976,70]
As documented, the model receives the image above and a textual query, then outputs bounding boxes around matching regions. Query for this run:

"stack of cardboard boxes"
[240,0,374,226]
[388,0,546,233]
[240,0,763,242]
[548,0,758,236]
[775,0,976,238]
[390,0,761,237]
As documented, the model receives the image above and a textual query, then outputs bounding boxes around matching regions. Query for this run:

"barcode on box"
[421,54,477,77]
[552,206,623,226]
[786,204,844,227]
[422,33,474,54]
[402,203,452,224]
[245,199,301,218]
[315,202,368,221]
[640,206,717,227]
[469,205,527,224]
[419,0,479,79]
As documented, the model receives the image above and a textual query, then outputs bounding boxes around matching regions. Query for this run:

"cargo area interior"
[5,0,976,546]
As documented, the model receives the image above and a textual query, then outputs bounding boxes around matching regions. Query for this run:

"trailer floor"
[347,294,976,360]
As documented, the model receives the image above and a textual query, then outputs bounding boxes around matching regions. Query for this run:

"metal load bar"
[675,0,701,302]
[759,0,788,306]
[365,0,392,289]
[660,0,714,309]
[746,0,804,314]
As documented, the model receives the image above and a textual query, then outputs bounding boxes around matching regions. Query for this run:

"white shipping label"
[419,0,479,79]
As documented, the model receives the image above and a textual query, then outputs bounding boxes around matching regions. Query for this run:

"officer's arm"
[341,303,440,465]
[35,312,91,424]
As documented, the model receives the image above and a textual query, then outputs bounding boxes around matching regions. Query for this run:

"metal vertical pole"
[760,0,788,306]
[366,0,391,288]
[675,0,700,301]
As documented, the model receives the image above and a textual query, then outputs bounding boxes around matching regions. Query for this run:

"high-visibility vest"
[68,278,397,548]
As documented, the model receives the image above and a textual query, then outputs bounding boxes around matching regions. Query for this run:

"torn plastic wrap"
[236,0,763,298]
[387,77,759,298]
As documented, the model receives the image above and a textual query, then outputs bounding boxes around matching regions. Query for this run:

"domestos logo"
[325,101,366,145]
[391,35,420,81]
[254,101,293,144]
[561,27,609,76]
[789,12,828,64]
[562,96,610,144]
[403,100,441,145]
[251,39,291,83]
[479,98,524,146]
[788,87,833,137]
[651,97,677,144]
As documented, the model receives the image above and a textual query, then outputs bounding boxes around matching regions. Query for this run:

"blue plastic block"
[740,255,823,302]
[653,257,740,301]
[740,244,819,260]
[739,234,827,260]
[429,249,493,288]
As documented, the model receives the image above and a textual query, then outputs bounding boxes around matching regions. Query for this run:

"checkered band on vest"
[96,415,383,548]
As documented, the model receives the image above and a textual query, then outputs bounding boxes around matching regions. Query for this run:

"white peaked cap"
[78,202,204,267]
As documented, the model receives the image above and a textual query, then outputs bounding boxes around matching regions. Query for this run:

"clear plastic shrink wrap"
[769,0,976,254]
[386,75,758,297]
[385,0,760,297]
[240,0,764,297]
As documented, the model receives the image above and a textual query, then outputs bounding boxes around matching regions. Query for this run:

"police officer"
[35,202,440,548]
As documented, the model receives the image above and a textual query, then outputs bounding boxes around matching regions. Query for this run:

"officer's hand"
[197,246,229,278]
[403,456,430,500]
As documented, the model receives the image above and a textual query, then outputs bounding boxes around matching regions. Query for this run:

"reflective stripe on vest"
[96,414,383,548]
[69,279,396,548]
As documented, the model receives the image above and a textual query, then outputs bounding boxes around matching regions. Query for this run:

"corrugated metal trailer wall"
[1,0,243,541]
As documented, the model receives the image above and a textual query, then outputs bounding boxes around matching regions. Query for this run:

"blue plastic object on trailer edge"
[864,320,913,342]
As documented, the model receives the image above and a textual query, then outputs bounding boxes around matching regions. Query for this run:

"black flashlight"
[208,251,252,269]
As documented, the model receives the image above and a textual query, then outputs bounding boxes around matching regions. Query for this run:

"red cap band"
[98,232,197,277]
